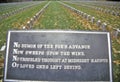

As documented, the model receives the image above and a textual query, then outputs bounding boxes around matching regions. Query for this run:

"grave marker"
[115,12,119,16]
[83,13,87,18]
[91,17,95,23]
[81,12,84,16]
[87,15,90,21]
[0,44,6,52]
[35,13,39,18]
[30,18,33,26]
[33,15,37,21]
[27,21,31,29]
[22,26,26,30]
[101,23,107,31]
[97,20,101,27]
[111,11,115,15]
[81,11,84,15]
[114,28,120,38]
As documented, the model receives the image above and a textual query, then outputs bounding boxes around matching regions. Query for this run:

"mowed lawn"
[34,1,85,30]
[0,1,48,47]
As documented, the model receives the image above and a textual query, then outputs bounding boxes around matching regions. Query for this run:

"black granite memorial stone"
[4,30,113,82]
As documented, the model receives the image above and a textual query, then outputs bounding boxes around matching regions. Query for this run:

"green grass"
[34,1,120,82]
[0,1,48,48]
[33,1,85,30]
[72,1,120,13]
[0,2,39,15]
[64,2,120,29]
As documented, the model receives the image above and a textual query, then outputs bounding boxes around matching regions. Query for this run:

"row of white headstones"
[69,1,120,17]
[0,1,120,51]
[59,2,107,31]
[22,1,50,30]
[95,7,120,16]
[0,2,50,52]
[0,1,43,21]
[0,1,49,52]
[59,1,120,38]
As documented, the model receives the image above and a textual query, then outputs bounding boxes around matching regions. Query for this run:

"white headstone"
[27,21,31,29]
[91,17,95,23]
[111,11,115,15]
[114,28,120,38]
[81,12,84,16]
[83,13,87,18]
[101,22,107,31]
[87,15,90,21]
[115,12,119,16]
[22,26,26,30]
[77,11,81,15]
[30,18,33,27]
[33,15,36,21]
[97,20,101,27]
[0,45,6,51]
[35,13,39,18]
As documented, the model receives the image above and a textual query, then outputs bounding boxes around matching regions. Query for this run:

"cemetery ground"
[0,1,120,82]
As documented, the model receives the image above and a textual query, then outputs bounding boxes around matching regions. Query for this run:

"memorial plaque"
[4,30,113,82]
